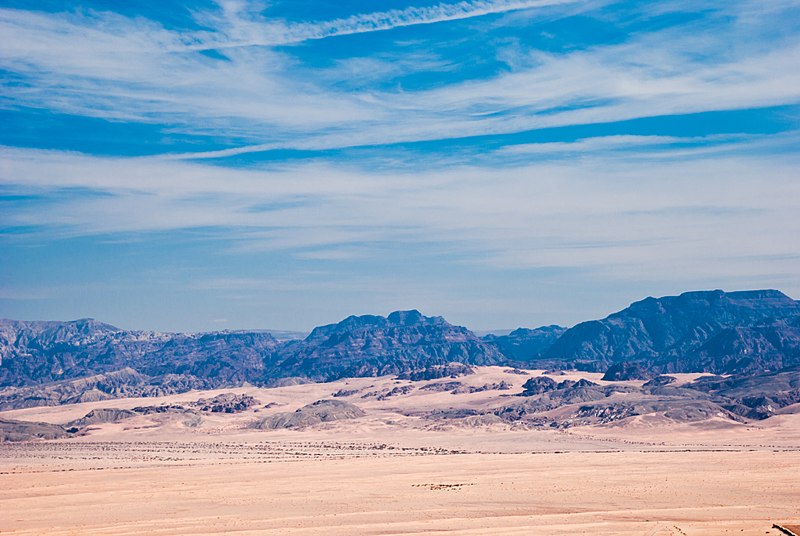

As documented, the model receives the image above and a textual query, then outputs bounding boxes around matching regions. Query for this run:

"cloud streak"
[197,0,588,49]
[2,137,799,285]
[2,1,798,156]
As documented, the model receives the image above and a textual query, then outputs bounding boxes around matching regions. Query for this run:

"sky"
[1,0,799,332]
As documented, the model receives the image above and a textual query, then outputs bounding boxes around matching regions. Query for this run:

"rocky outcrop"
[519,376,558,396]
[191,393,259,413]
[421,380,511,395]
[451,381,513,394]
[420,381,466,393]
[252,399,365,429]
[360,385,415,400]
[688,369,800,419]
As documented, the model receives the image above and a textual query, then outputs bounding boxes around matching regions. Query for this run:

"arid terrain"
[2,366,799,535]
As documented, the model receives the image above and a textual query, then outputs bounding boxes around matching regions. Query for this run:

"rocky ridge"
[2,289,799,413]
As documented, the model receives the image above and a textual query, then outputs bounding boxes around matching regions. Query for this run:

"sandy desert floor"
[1,367,799,535]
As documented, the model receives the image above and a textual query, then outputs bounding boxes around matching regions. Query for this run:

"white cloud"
[195,0,586,49]
[2,139,798,284]
[1,1,798,156]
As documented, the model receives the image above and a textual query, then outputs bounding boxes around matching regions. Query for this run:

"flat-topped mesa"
[620,289,799,321]
[387,309,443,326]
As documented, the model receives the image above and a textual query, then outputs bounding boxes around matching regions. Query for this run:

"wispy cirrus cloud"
[196,0,588,49]
[2,0,798,156]
[2,137,798,284]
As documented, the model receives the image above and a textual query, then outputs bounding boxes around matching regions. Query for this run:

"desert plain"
[1,367,799,536]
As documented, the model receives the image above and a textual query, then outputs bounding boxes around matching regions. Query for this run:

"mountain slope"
[483,325,566,363]
[0,318,279,387]
[542,290,800,374]
[266,310,504,381]
[0,311,504,406]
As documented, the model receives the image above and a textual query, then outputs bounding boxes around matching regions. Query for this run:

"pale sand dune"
[1,367,799,534]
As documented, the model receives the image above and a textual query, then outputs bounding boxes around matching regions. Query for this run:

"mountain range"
[1,289,799,410]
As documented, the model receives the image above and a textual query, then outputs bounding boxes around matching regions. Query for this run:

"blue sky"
[1,0,799,332]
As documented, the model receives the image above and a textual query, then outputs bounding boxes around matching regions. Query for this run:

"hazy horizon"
[2,287,796,334]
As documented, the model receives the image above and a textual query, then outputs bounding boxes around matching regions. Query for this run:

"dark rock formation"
[419,381,464,392]
[519,376,558,396]
[453,381,513,394]
[131,404,189,415]
[421,380,511,395]
[331,388,360,398]
[602,362,655,381]
[361,385,415,400]
[190,393,259,413]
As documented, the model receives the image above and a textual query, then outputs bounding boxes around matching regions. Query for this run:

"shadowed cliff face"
[541,290,800,374]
